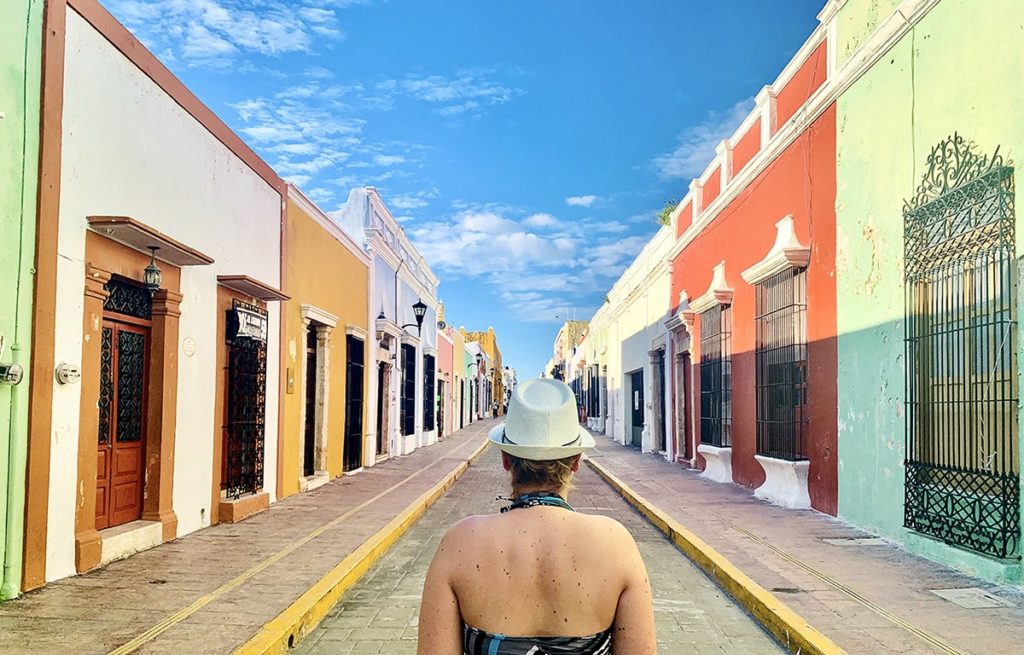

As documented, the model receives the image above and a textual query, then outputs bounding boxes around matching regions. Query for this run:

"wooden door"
[343,335,365,471]
[96,320,148,530]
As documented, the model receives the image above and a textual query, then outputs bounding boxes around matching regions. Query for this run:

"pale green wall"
[836,0,900,67]
[836,0,1024,583]
[0,0,42,599]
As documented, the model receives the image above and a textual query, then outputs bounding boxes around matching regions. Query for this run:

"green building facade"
[0,0,43,599]
[835,0,1024,583]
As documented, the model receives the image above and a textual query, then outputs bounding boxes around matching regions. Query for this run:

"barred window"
[699,305,732,447]
[754,268,807,461]
[903,134,1018,559]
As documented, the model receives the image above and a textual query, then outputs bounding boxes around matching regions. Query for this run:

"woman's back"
[448,506,632,637]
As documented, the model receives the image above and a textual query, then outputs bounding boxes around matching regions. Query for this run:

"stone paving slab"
[589,435,1024,655]
[0,423,494,655]
[296,449,783,654]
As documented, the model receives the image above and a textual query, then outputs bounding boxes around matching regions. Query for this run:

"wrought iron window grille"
[700,305,732,447]
[903,133,1019,560]
[754,268,808,461]
[223,300,267,499]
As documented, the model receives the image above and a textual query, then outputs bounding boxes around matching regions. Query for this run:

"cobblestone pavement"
[0,422,494,654]
[589,436,1024,655]
[297,449,782,655]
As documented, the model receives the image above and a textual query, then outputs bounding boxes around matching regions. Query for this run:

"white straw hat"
[489,378,595,461]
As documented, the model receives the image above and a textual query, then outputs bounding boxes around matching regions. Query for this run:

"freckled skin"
[417,454,657,654]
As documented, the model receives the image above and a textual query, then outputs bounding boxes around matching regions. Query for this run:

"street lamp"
[399,299,429,336]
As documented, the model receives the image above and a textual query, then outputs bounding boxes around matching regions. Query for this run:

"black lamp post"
[143,246,162,295]
[399,299,429,336]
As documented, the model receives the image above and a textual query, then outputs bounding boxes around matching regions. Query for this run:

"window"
[423,354,436,432]
[699,305,732,447]
[400,344,416,436]
[903,134,1018,559]
[754,268,807,461]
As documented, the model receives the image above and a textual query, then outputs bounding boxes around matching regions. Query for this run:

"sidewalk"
[588,436,1024,655]
[0,422,493,654]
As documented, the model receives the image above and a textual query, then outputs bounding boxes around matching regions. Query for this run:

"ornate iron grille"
[755,269,807,460]
[116,330,147,442]
[700,305,732,447]
[423,354,436,432]
[904,134,1019,559]
[344,335,365,471]
[224,301,267,499]
[400,344,416,436]
[98,327,114,445]
[104,278,152,319]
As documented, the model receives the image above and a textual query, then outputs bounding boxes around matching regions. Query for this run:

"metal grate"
[904,134,1019,559]
[104,278,152,319]
[755,269,807,461]
[423,354,436,432]
[116,330,147,443]
[400,344,416,436]
[700,305,732,447]
[98,327,114,445]
[223,301,267,499]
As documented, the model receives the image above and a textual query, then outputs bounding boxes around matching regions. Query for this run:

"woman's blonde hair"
[508,454,579,494]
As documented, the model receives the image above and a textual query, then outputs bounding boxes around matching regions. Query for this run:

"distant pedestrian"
[491,401,499,419]
[417,378,656,654]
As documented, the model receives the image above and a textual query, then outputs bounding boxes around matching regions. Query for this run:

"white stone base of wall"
[100,520,163,566]
[698,445,733,483]
[754,455,811,509]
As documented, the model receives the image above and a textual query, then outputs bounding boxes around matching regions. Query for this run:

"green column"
[0,0,43,600]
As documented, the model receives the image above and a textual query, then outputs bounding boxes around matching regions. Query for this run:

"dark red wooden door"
[96,320,148,530]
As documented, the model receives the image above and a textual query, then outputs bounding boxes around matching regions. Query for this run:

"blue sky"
[107,0,822,378]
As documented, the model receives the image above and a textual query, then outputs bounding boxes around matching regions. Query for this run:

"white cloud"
[373,154,406,167]
[566,195,598,208]
[108,0,351,68]
[652,97,754,180]
[524,213,561,228]
[375,69,524,117]
[389,187,440,210]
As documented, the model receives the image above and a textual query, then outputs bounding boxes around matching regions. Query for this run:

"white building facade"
[334,188,439,463]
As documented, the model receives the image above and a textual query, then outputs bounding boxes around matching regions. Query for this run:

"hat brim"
[487,422,595,461]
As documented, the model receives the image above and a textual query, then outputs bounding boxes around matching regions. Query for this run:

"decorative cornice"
[346,325,368,340]
[690,261,734,314]
[741,216,811,285]
[301,304,339,329]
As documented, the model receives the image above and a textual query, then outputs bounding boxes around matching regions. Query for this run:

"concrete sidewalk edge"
[585,457,847,655]
[234,439,492,655]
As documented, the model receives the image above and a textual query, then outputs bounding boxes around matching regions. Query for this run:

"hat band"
[501,429,581,448]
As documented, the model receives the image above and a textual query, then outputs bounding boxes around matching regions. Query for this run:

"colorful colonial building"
[22,0,288,589]
[0,0,43,600]
[279,186,370,497]
[833,0,1023,582]
[334,188,440,463]
[666,9,838,514]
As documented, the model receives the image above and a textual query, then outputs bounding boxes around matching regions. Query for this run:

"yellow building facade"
[462,327,505,417]
[279,187,371,498]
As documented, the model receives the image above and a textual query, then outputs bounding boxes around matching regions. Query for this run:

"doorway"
[676,351,693,461]
[629,369,644,447]
[96,299,150,531]
[376,361,390,457]
[343,335,365,471]
[303,327,317,478]
[652,350,666,452]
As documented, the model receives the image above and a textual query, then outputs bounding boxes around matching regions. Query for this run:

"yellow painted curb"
[235,439,491,655]
[585,457,846,655]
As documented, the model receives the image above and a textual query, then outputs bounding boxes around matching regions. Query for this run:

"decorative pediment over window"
[690,262,734,314]
[741,215,810,285]
[904,133,1010,212]
[665,290,693,331]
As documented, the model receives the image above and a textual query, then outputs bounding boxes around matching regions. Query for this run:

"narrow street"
[295,449,783,655]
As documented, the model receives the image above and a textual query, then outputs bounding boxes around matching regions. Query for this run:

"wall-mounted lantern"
[400,298,429,336]
[143,246,162,295]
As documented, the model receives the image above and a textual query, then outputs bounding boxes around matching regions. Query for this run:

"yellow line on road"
[585,456,846,655]
[108,437,490,655]
[236,438,491,655]
[723,521,965,655]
